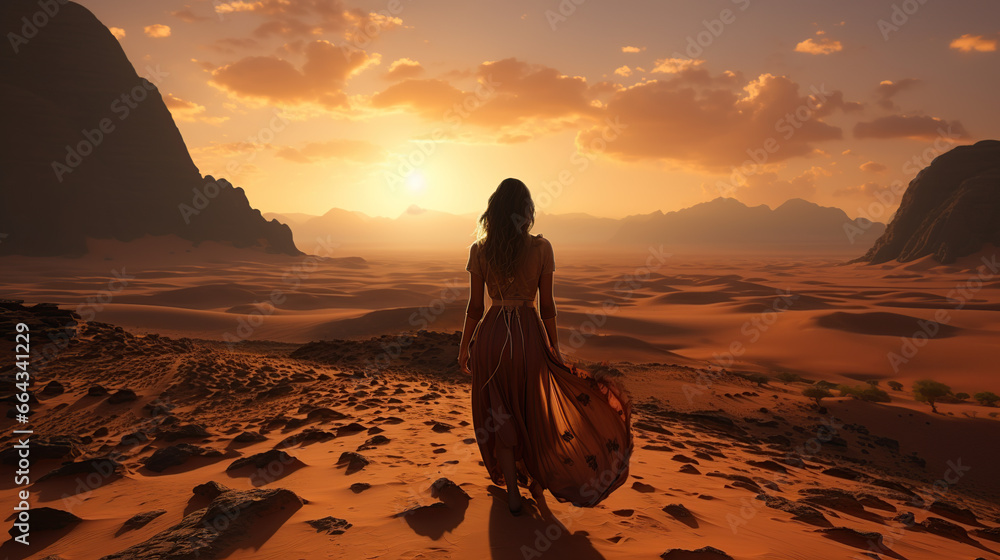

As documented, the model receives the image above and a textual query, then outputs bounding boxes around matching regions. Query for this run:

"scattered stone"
[108,389,139,404]
[660,546,734,559]
[306,516,352,535]
[227,450,296,471]
[144,444,223,473]
[920,517,967,540]
[38,456,123,482]
[6,508,80,537]
[349,482,371,494]
[119,510,166,533]
[233,431,266,444]
[157,424,210,442]
[678,464,701,475]
[337,452,370,474]
[756,494,829,526]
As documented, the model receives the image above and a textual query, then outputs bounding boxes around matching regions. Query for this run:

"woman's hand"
[458,346,471,375]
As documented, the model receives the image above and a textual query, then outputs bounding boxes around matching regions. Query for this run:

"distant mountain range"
[267,197,886,253]
[0,0,299,257]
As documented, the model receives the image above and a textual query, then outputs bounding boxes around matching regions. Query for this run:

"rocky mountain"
[269,198,884,253]
[611,197,885,250]
[856,139,1000,264]
[0,0,300,256]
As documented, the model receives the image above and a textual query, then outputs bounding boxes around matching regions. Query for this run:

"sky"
[78,0,999,221]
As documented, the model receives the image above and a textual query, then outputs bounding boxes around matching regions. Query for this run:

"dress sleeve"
[466,243,483,277]
[541,238,555,275]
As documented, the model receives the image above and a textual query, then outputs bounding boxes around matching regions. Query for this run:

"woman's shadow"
[487,486,606,560]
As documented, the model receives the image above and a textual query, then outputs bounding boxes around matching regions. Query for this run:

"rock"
[119,510,166,533]
[193,481,232,500]
[747,459,788,474]
[973,527,1000,543]
[671,454,699,464]
[143,444,223,473]
[356,435,390,451]
[1,437,80,465]
[38,456,123,482]
[430,478,470,505]
[678,464,701,474]
[100,487,303,559]
[335,422,367,436]
[227,450,296,471]
[660,546,734,559]
[306,516,352,535]
[7,508,80,537]
[856,140,1000,264]
[756,494,830,526]
[157,424,210,442]
[928,500,979,525]
[108,389,139,404]
[276,428,335,448]
[87,385,109,397]
[337,452,370,475]
[349,482,371,494]
[892,511,916,527]
[41,380,65,396]
[920,517,967,540]
[306,407,348,421]
[816,527,884,548]
[233,431,266,443]
[631,481,656,493]
[662,503,693,518]
[431,422,455,433]
[798,488,866,513]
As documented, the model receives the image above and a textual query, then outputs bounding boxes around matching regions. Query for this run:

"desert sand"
[2,237,1000,560]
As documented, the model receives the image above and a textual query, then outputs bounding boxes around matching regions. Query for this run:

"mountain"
[0,0,300,256]
[610,197,885,250]
[856,140,1000,264]
[271,199,884,252]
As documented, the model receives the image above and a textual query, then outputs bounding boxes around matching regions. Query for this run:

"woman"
[457,178,633,516]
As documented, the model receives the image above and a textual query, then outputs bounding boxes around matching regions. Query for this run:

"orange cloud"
[833,181,883,198]
[172,9,209,23]
[275,140,384,163]
[650,57,704,74]
[621,46,645,53]
[795,35,842,55]
[109,27,125,39]
[371,58,600,138]
[853,115,969,140]
[875,78,920,110]
[576,69,855,169]
[213,0,401,40]
[210,39,379,109]
[163,93,229,124]
[949,33,998,52]
[613,65,632,77]
[859,161,887,173]
[144,24,171,38]
[384,58,424,81]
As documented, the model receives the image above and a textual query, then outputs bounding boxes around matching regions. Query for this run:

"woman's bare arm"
[458,271,485,373]
[538,271,562,361]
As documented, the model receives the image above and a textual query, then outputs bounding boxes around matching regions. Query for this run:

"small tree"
[815,380,837,390]
[974,391,1000,407]
[867,379,880,388]
[888,381,904,391]
[955,392,970,401]
[802,386,833,406]
[913,380,951,413]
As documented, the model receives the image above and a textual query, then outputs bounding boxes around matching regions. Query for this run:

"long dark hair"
[473,178,535,283]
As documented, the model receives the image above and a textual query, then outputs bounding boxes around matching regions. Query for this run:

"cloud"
[274,139,384,163]
[621,46,645,53]
[614,65,633,77]
[172,9,209,23]
[651,57,704,74]
[794,34,843,55]
[384,58,424,81]
[213,0,401,41]
[576,69,855,169]
[721,168,825,208]
[144,24,172,38]
[210,39,380,109]
[853,115,969,140]
[163,93,229,124]
[109,27,125,39]
[859,161,887,173]
[875,78,920,110]
[949,33,998,52]
[371,58,600,138]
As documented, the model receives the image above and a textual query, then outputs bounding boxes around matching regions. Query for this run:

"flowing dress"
[466,234,633,507]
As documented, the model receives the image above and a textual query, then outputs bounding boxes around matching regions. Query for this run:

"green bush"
[802,386,832,406]
[974,391,1000,407]
[913,379,951,413]
[955,392,970,401]
[776,371,803,383]
[838,384,891,403]
[887,381,904,391]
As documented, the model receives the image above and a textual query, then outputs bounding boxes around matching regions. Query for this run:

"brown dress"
[466,234,633,507]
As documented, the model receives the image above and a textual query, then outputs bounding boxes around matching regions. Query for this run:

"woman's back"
[466,233,555,301]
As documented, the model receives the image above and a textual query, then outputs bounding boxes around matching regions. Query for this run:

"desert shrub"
[866,379,880,387]
[802,386,832,406]
[776,372,803,383]
[736,372,769,386]
[887,381,904,391]
[815,380,837,390]
[954,392,970,401]
[974,391,1000,407]
[913,379,951,413]
[838,384,890,403]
